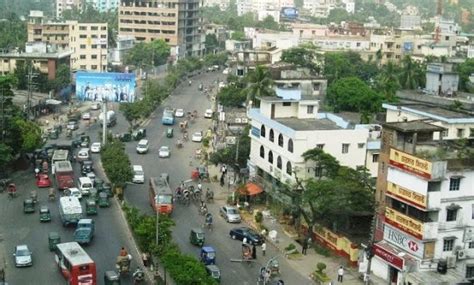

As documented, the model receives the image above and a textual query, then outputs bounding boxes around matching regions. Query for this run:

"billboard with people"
[75,72,136,103]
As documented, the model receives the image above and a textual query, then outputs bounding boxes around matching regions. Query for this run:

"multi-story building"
[69,23,108,71]
[27,11,108,71]
[203,0,229,10]
[85,0,120,12]
[236,0,295,16]
[425,63,459,96]
[400,14,422,30]
[109,35,135,66]
[303,0,337,18]
[247,89,380,197]
[56,0,83,18]
[364,103,474,284]
[118,0,204,59]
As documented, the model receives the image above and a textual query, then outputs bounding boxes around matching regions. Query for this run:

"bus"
[161,108,175,125]
[149,174,173,214]
[52,149,70,165]
[55,242,96,285]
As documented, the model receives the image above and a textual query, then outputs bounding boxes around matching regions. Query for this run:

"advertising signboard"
[373,243,404,270]
[280,7,298,20]
[384,224,424,259]
[389,148,432,179]
[385,207,423,240]
[386,182,427,209]
[76,72,136,103]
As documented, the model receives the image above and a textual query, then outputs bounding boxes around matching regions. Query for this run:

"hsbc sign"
[384,224,424,259]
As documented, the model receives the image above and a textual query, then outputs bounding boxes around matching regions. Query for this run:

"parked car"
[229,227,264,245]
[90,142,101,153]
[175,108,185,118]
[82,112,91,120]
[158,146,170,158]
[67,120,79,130]
[192,131,203,142]
[204,109,213,119]
[14,245,33,267]
[136,139,149,154]
[219,206,241,223]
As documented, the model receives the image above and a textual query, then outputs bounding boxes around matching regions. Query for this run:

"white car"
[132,165,145,184]
[192,131,203,142]
[204,109,213,119]
[90,102,101,110]
[158,146,170,158]
[175,108,185,118]
[82,112,91,120]
[14,245,32,267]
[90,142,101,153]
[86,172,96,183]
[76,148,90,162]
[65,187,82,200]
[136,139,149,154]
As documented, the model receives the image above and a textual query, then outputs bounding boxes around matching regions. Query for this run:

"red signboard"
[373,243,404,270]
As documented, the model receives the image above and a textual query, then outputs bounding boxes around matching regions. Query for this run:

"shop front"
[371,241,412,285]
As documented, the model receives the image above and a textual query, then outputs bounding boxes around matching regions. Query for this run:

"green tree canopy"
[399,55,424,90]
[457,59,474,93]
[204,34,219,54]
[0,13,26,50]
[209,127,250,169]
[323,52,366,84]
[217,84,247,107]
[14,118,42,153]
[124,40,170,68]
[100,139,133,187]
[326,77,383,115]
[257,15,279,30]
[244,65,275,105]
[281,44,322,75]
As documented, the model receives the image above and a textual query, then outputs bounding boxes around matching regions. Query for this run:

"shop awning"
[239,182,264,196]
[46,99,62,105]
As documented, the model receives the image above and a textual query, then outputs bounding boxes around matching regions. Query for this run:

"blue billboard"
[76,72,136,103]
[280,7,298,21]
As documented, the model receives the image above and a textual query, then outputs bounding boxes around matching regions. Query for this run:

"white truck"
[59,196,83,226]
[99,110,117,127]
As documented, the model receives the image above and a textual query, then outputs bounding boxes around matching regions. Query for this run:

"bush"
[202,137,209,148]
[255,211,263,224]
[314,243,331,257]
[100,138,133,188]
[316,262,327,273]
[312,262,331,283]
[284,243,296,252]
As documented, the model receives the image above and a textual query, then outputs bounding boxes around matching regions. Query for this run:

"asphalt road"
[0,111,139,285]
[122,71,312,285]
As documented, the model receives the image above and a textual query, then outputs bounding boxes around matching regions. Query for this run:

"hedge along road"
[122,70,312,285]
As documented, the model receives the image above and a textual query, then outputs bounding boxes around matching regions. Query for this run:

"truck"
[149,173,173,215]
[74,219,95,244]
[52,149,70,165]
[161,108,175,125]
[99,110,117,127]
[59,196,83,226]
[54,161,74,190]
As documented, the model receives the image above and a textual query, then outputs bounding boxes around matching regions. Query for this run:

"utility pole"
[102,100,107,145]
[26,62,38,120]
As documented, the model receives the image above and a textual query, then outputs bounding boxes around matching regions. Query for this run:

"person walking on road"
[252,244,257,259]
[337,266,344,283]
[261,242,266,256]
[302,238,309,255]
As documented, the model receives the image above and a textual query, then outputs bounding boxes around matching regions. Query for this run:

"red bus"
[55,242,96,285]
[149,174,173,214]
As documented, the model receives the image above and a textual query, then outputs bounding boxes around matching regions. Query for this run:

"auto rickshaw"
[39,206,51,222]
[205,265,221,283]
[166,128,174,138]
[7,183,17,198]
[90,187,98,202]
[23,199,35,213]
[118,133,131,142]
[190,228,205,246]
[132,128,147,141]
[66,128,73,138]
[200,246,216,265]
[86,199,98,215]
[104,271,121,285]
[102,182,113,197]
[49,128,59,139]
[48,232,61,251]
[116,255,131,275]
[80,135,91,148]
[98,192,110,207]
[95,178,104,191]
[49,188,56,201]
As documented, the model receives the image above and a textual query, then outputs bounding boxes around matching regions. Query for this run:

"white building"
[248,89,380,188]
[203,0,230,10]
[361,106,474,284]
[313,36,370,51]
[56,0,83,18]
[303,0,337,18]
[109,35,135,66]
[400,15,422,30]
[468,46,474,58]
[85,0,119,12]
[237,0,295,16]
[342,0,355,14]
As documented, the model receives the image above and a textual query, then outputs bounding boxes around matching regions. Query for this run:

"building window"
[91,55,97,59]
[91,44,97,49]
[342,144,349,154]
[260,125,266,138]
[79,34,87,39]
[441,130,448,138]
[443,239,454,251]
[470,128,474,137]
[467,266,474,279]
[269,129,274,142]
[372,154,379,163]
[358,143,365,148]
[80,65,86,69]
[446,209,458,222]
[268,151,273,164]
[307,105,314,114]
[449,177,461,191]
[286,162,292,175]
[278,134,284,147]
[79,55,86,59]
[469,242,474,249]
[277,156,282,169]
[458,128,465,138]
[91,65,98,70]
[91,26,98,30]
[313,167,323,178]
[260,146,264,158]
[288,139,293,153]
[282,102,291,106]
[316,144,324,149]
[80,44,86,49]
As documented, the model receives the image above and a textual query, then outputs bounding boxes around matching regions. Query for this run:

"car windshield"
[138,143,147,148]
[135,170,144,175]
[160,147,169,151]
[227,208,238,214]
[82,183,92,188]
[40,208,49,213]
[194,133,201,136]
[157,195,172,204]
[16,248,30,256]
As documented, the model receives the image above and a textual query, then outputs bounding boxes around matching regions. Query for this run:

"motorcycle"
[132,267,145,284]
[205,189,214,203]
[200,204,208,216]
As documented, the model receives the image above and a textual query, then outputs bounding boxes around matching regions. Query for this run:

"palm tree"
[399,55,422,90]
[375,61,400,101]
[244,65,275,106]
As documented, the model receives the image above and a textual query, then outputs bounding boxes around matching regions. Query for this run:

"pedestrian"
[261,241,266,256]
[142,252,149,267]
[120,247,128,256]
[220,175,225,187]
[337,266,344,283]
[302,238,308,255]
[252,244,257,259]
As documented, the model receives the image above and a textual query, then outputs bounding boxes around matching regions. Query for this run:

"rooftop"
[275,117,341,131]
[383,121,446,133]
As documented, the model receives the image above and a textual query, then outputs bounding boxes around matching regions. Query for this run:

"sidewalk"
[207,164,366,285]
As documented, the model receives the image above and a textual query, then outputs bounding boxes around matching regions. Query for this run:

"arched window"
[260,125,266,137]
[286,161,292,175]
[278,134,284,147]
[288,139,294,153]
[268,151,273,164]
[260,146,265,158]
[269,129,274,142]
[277,156,282,169]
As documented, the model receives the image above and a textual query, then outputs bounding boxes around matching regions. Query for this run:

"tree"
[302,148,340,179]
[48,64,71,91]
[217,84,247,107]
[124,40,170,68]
[374,61,401,101]
[14,118,42,153]
[119,103,142,129]
[0,13,27,50]
[231,31,245,41]
[101,139,133,187]
[281,44,322,75]
[209,127,250,169]
[0,143,13,172]
[457,59,474,93]
[326,8,350,24]
[244,65,275,105]
[257,16,279,30]
[326,77,383,115]
[204,34,219,54]
[323,52,364,84]
[399,55,423,90]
